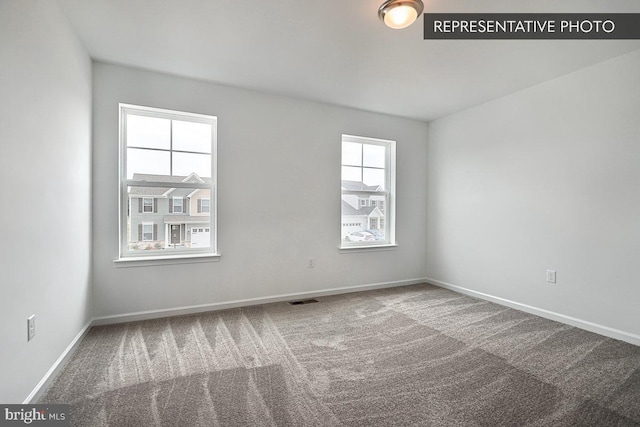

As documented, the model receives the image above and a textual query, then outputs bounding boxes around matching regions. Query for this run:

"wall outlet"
[27,315,35,341]
[308,258,315,268]
[546,270,557,284]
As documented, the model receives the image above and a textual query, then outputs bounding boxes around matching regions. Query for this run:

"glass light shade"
[384,5,418,29]
[378,0,424,29]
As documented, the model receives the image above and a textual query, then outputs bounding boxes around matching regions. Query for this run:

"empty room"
[1,0,639,425]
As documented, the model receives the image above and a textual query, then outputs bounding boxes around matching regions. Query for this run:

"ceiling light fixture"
[378,0,424,29]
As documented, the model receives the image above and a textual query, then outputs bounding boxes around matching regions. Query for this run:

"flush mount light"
[378,0,424,29]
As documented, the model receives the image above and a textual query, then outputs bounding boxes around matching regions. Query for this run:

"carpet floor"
[41,284,640,426]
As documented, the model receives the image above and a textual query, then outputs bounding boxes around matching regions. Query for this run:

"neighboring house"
[341,180,385,236]
[129,173,212,249]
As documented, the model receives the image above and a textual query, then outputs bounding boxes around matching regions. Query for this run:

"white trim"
[339,244,398,252]
[92,278,427,326]
[23,320,93,404]
[426,277,640,346]
[114,252,221,267]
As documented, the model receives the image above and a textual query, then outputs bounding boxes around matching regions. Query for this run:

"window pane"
[127,148,170,179]
[363,167,385,190]
[342,142,362,166]
[127,185,211,252]
[363,144,386,168]
[173,152,211,177]
[173,120,212,153]
[341,193,388,243]
[126,114,170,149]
[341,166,361,182]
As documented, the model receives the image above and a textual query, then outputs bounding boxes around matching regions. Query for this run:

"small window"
[341,134,395,247]
[143,198,153,213]
[201,198,210,213]
[142,223,153,241]
[172,197,183,213]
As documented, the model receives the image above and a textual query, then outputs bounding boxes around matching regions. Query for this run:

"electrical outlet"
[308,258,315,268]
[27,315,35,341]
[546,270,557,284]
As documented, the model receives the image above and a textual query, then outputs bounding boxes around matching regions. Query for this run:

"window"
[119,104,217,259]
[341,134,395,247]
[142,223,154,241]
[199,198,210,213]
[143,197,154,213]
[172,197,183,213]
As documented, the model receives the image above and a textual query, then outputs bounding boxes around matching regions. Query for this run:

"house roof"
[164,215,210,224]
[129,173,212,196]
[341,201,380,217]
[341,180,382,192]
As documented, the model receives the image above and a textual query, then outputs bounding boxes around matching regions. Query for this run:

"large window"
[119,104,217,259]
[341,135,395,247]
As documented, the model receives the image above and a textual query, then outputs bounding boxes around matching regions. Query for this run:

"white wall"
[92,63,428,317]
[427,50,640,338]
[0,1,92,402]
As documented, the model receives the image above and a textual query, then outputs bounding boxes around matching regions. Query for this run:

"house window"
[142,223,154,241]
[119,104,217,259]
[199,198,210,213]
[143,198,154,213]
[172,197,183,213]
[341,134,395,247]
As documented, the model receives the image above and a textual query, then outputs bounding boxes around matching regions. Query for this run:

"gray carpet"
[41,284,640,426]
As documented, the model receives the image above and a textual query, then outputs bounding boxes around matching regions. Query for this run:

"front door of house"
[171,225,180,245]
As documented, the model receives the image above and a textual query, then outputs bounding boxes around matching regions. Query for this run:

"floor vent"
[288,299,319,305]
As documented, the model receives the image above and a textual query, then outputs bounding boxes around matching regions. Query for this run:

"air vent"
[288,299,319,305]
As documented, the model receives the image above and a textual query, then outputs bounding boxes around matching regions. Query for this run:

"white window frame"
[341,134,396,248]
[172,197,183,213]
[118,104,218,261]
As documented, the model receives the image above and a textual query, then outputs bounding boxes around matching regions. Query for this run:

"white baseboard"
[93,278,428,326]
[24,320,93,404]
[426,277,640,346]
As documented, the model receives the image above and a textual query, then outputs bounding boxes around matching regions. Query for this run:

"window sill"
[114,253,221,268]
[339,244,398,253]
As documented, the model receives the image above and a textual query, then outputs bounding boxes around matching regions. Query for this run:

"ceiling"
[57,0,640,122]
